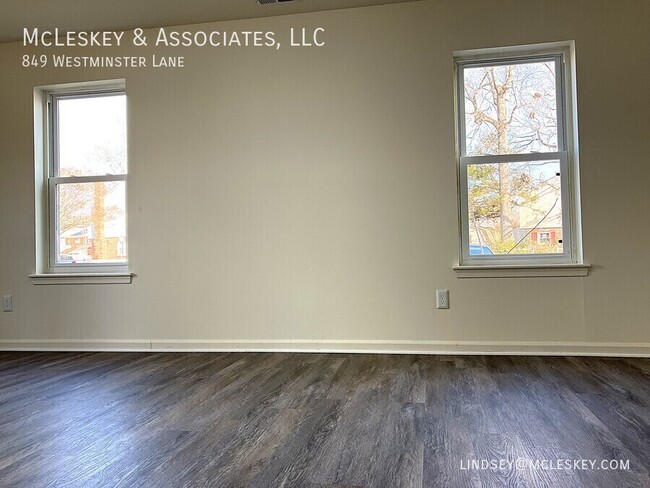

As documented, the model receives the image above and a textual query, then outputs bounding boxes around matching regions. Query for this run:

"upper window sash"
[457,53,567,158]
[49,90,127,179]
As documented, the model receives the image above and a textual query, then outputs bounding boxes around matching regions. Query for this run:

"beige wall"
[1,0,648,354]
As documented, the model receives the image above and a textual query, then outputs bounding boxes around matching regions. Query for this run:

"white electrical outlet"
[2,295,12,312]
[436,290,449,309]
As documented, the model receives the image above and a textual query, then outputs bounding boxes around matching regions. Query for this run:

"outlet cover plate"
[436,290,449,309]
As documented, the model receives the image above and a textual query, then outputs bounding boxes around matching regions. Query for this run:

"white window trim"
[453,264,589,279]
[453,42,587,276]
[31,79,132,284]
[28,273,133,285]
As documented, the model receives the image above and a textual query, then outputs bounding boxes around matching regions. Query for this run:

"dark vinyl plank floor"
[0,352,648,487]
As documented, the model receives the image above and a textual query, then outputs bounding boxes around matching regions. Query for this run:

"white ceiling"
[0,0,417,43]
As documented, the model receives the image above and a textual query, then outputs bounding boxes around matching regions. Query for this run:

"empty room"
[0,0,649,486]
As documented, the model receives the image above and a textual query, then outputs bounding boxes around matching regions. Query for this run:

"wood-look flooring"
[0,352,648,487]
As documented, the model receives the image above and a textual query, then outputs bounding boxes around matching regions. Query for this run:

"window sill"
[453,264,590,278]
[29,273,134,285]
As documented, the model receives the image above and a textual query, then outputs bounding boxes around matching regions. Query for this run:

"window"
[455,43,581,267]
[39,81,128,274]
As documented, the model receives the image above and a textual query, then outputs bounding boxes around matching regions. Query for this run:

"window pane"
[463,60,558,156]
[57,94,127,176]
[56,181,127,264]
[467,160,563,255]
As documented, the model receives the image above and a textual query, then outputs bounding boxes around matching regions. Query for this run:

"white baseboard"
[1,339,649,357]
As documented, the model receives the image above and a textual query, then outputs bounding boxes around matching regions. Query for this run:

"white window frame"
[454,42,582,267]
[32,79,130,278]
[117,237,127,258]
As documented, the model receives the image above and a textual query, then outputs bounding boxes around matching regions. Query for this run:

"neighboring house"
[515,183,563,249]
[60,228,90,261]
[60,219,127,262]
